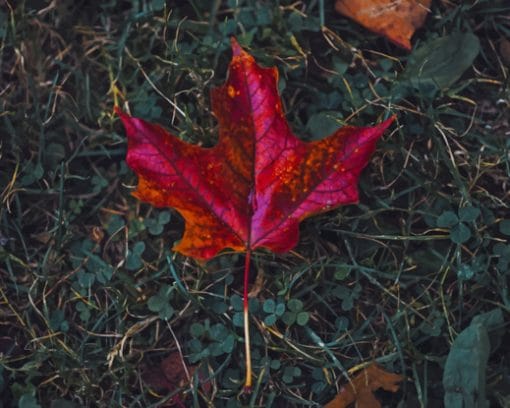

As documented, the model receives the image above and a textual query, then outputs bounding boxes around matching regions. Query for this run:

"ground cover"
[1,1,509,407]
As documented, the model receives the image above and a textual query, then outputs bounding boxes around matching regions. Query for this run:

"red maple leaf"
[324,363,404,408]
[116,38,394,391]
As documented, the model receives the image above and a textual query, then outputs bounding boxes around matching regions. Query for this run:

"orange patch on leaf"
[335,0,432,50]
[325,363,404,408]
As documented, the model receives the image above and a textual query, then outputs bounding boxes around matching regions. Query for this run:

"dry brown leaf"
[142,352,211,407]
[335,0,432,51]
[325,363,404,408]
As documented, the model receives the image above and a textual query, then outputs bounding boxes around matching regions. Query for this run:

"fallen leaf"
[442,309,503,408]
[117,38,393,390]
[142,352,210,407]
[142,352,188,391]
[335,0,431,51]
[117,39,393,261]
[325,363,404,408]
[400,32,480,90]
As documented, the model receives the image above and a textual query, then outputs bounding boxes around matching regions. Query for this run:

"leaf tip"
[115,106,137,137]
[380,115,396,131]
[114,106,131,123]
[230,37,251,59]
[230,37,243,56]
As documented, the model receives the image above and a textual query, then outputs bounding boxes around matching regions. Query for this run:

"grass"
[1,0,509,407]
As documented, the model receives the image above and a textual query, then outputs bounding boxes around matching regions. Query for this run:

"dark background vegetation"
[1,0,509,407]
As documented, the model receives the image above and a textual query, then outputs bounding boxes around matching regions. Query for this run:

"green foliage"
[499,220,510,236]
[282,299,310,326]
[1,0,509,406]
[144,210,171,235]
[126,241,145,270]
[147,284,175,320]
[18,395,41,408]
[443,309,504,408]
[262,298,286,326]
[398,32,481,97]
[282,366,302,384]
[188,320,237,363]
[436,206,481,244]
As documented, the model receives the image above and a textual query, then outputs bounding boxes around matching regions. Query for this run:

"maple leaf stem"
[243,249,252,393]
